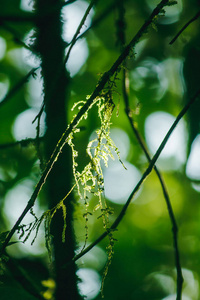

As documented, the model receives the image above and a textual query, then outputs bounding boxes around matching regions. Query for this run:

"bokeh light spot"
[130,58,168,101]
[186,135,200,180]
[62,1,94,42]
[0,37,6,60]
[104,161,141,204]
[65,39,89,77]
[0,74,10,103]
[12,108,45,140]
[145,111,187,169]
[77,268,101,300]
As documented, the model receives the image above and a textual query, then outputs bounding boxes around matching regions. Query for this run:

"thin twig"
[170,10,200,44]
[62,0,79,7]
[0,0,172,254]
[5,251,45,300]
[0,67,39,108]
[64,0,98,65]
[0,12,36,22]
[0,137,43,150]
[73,88,200,263]
[75,0,118,42]
[1,22,36,53]
[62,0,128,49]
[35,108,45,170]
[122,69,183,300]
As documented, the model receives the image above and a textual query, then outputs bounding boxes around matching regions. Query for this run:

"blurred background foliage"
[0,0,200,299]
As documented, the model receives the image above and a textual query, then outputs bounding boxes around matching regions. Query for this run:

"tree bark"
[33,1,81,299]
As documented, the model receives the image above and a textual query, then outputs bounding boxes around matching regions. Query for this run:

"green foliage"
[68,87,124,282]
[69,86,123,212]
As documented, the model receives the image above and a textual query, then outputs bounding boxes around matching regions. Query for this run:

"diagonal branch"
[0,137,43,150]
[64,0,127,62]
[73,88,200,263]
[0,67,39,108]
[64,0,98,65]
[72,0,120,43]
[0,22,36,53]
[0,0,172,254]
[122,69,183,300]
[5,251,45,300]
[170,10,200,44]
[62,0,78,6]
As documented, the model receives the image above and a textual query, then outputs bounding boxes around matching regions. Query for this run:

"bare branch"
[122,69,183,300]
[62,0,79,7]
[75,0,118,42]
[0,22,36,53]
[64,0,99,65]
[170,10,200,44]
[0,67,39,108]
[5,251,45,300]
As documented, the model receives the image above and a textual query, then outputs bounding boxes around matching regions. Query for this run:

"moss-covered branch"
[0,0,173,255]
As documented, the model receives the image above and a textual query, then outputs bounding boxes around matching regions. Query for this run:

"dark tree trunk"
[33,1,81,299]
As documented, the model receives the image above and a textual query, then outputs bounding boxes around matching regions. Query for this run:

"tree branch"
[64,0,98,65]
[122,68,183,300]
[0,67,39,108]
[0,137,43,150]
[5,252,45,300]
[0,22,36,53]
[62,0,80,7]
[74,0,119,43]
[170,10,200,44]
